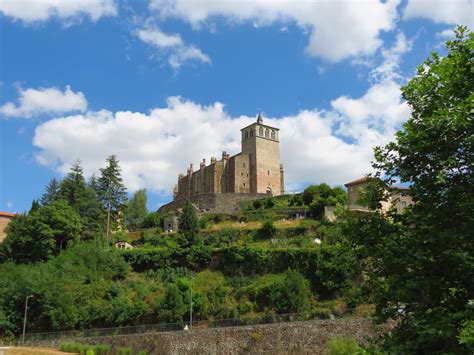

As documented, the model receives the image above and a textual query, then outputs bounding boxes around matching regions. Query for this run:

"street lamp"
[22,295,34,344]
[189,277,194,329]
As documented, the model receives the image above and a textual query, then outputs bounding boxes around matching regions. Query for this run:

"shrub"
[94,344,111,355]
[327,336,366,355]
[60,342,84,353]
[258,221,277,239]
[264,198,275,209]
[116,347,133,355]
[253,200,263,209]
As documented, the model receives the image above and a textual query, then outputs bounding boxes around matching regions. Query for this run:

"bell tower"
[241,113,284,195]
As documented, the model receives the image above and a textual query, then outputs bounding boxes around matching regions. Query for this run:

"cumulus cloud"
[136,26,211,68]
[149,0,400,62]
[404,0,473,26]
[0,86,88,118]
[0,0,117,23]
[33,88,409,197]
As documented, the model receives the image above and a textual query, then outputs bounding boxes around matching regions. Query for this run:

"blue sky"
[0,0,472,213]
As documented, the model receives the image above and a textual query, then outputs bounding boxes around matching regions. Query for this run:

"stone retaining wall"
[28,318,387,354]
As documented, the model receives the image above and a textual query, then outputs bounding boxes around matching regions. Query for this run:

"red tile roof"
[0,212,16,217]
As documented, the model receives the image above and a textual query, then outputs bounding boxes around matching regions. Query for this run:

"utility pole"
[22,295,33,344]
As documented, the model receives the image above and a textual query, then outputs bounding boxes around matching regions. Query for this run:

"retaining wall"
[27,318,388,354]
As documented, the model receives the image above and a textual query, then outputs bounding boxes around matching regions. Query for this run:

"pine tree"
[40,178,61,205]
[60,160,87,211]
[98,155,128,242]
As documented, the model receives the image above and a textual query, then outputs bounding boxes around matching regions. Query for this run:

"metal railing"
[22,311,361,344]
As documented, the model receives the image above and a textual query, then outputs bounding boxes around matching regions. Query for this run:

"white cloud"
[436,29,456,39]
[0,86,87,118]
[33,85,409,197]
[149,0,400,62]
[0,0,117,23]
[136,26,211,68]
[404,0,473,26]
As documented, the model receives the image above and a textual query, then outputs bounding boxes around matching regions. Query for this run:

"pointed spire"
[256,112,263,124]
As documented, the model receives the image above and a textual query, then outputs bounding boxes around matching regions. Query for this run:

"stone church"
[159,114,284,215]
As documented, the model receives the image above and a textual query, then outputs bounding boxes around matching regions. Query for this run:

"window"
[268,170,270,176]
[243,163,246,168]
[265,129,269,138]
[250,129,253,137]
[245,130,249,139]
[401,201,407,208]
[259,127,263,136]
[243,183,246,187]
[241,172,243,176]
[271,130,275,139]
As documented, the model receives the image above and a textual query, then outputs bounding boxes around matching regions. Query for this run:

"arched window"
[245,130,249,139]
[259,127,264,136]
[250,129,253,137]
[265,129,269,138]
[271,130,275,139]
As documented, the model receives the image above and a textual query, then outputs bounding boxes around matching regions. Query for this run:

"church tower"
[241,113,284,196]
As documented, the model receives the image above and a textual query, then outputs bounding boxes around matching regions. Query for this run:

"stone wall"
[27,318,387,354]
[158,192,268,215]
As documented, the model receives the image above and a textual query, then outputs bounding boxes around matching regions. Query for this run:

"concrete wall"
[27,318,388,355]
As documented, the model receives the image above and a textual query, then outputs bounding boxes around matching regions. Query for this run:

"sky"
[0,0,472,213]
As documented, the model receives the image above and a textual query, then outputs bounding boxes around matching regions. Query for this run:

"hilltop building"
[345,177,413,213]
[159,114,284,214]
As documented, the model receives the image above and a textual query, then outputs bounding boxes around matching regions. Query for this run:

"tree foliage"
[178,200,200,247]
[2,200,82,263]
[352,26,474,353]
[125,189,148,230]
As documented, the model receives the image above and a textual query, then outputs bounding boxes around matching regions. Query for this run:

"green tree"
[60,160,87,211]
[2,200,82,263]
[98,155,128,241]
[353,27,474,353]
[178,200,200,247]
[303,184,348,218]
[158,283,186,323]
[40,178,61,206]
[125,189,149,230]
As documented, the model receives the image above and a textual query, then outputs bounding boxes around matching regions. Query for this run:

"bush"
[327,336,367,355]
[60,342,84,353]
[253,200,263,209]
[117,347,133,355]
[264,198,275,209]
[258,221,277,239]
[94,344,111,355]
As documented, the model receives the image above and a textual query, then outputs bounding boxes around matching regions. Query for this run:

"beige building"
[345,177,413,213]
[174,114,284,200]
[0,212,15,242]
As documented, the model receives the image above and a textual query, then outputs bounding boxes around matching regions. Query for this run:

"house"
[345,177,413,213]
[0,212,15,242]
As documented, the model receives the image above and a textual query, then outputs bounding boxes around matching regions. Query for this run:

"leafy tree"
[352,27,474,353]
[158,284,186,323]
[264,198,275,209]
[178,200,200,247]
[40,178,61,205]
[2,200,82,263]
[303,184,348,218]
[125,189,148,230]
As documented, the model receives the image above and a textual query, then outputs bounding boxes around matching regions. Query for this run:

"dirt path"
[0,347,69,355]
